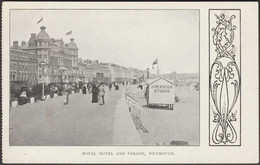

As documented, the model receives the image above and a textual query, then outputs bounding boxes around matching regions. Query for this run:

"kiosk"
[145,77,175,110]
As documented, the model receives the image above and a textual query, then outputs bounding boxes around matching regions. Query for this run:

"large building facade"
[10,26,146,85]
[10,46,38,85]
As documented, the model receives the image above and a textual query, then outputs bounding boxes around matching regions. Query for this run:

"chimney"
[28,33,37,47]
[13,41,18,49]
[21,41,26,46]
[31,33,36,38]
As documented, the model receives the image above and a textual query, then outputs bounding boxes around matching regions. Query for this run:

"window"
[13,72,16,80]
[10,72,12,80]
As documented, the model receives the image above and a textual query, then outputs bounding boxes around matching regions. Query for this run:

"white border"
[2,2,259,163]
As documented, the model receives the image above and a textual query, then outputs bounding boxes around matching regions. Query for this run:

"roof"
[68,42,78,49]
[146,76,175,86]
[10,48,35,55]
[37,32,50,40]
[36,26,50,40]
[67,38,78,49]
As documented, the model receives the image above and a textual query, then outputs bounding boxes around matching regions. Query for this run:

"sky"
[10,10,199,74]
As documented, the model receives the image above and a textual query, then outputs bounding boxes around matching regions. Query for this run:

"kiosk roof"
[146,77,175,86]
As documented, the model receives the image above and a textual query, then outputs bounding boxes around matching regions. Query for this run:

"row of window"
[10,71,37,82]
[38,41,49,47]
[10,55,37,62]
[64,49,78,55]
[37,49,48,54]
[10,55,27,61]
[10,63,37,70]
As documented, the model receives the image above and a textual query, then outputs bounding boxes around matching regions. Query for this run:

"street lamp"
[147,68,150,79]
[39,61,47,100]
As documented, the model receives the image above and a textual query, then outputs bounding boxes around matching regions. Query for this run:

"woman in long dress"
[91,84,99,103]
[82,84,87,94]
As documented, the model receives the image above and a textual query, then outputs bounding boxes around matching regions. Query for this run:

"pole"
[37,62,39,84]
[157,58,159,75]
[147,67,149,79]
[41,67,45,100]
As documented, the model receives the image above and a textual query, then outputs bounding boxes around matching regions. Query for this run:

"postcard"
[2,2,259,164]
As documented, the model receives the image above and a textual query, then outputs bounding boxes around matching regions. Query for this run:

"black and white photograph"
[2,2,259,164]
[9,9,199,146]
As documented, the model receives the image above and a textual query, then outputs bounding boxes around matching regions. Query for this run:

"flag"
[152,59,158,69]
[66,31,72,35]
[153,59,158,65]
[37,17,43,24]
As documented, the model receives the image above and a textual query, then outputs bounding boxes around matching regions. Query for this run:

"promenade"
[10,85,141,146]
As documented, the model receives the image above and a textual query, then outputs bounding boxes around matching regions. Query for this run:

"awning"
[58,67,67,71]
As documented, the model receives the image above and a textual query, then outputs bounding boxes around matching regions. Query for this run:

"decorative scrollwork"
[210,12,240,145]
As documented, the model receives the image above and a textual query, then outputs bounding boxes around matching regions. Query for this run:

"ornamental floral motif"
[210,12,240,145]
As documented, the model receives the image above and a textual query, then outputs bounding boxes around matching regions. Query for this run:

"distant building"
[129,68,146,84]
[92,60,99,64]
[108,64,125,82]
[10,44,38,85]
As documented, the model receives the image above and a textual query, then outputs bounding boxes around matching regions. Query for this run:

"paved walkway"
[113,89,142,145]
[10,85,140,146]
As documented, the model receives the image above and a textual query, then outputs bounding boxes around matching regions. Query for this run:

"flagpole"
[157,57,159,75]
[37,17,43,84]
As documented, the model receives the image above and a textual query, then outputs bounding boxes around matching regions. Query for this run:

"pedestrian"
[75,82,79,93]
[109,83,112,91]
[91,84,99,103]
[63,83,69,105]
[54,86,58,94]
[115,83,119,90]
[82,84,87,94]
[138,84,143,90]
[87,83,92,94]
[18,90,27,105]
[98,83,106,105]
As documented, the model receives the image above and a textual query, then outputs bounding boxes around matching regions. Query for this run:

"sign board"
[147,77,175,105]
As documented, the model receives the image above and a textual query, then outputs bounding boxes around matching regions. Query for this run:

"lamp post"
[59,67,66,83]
[39,61,47,100]
[147,67,150,79]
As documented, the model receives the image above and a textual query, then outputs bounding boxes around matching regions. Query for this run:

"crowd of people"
[62,82,121,106]
[13,81,127,106]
